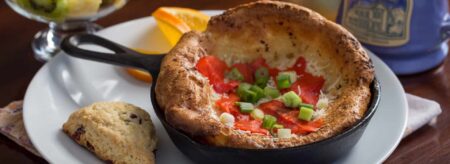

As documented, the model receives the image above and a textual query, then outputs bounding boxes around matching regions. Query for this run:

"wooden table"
[0,0,448,163]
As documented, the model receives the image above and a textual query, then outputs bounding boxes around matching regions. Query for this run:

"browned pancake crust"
[155,1,374,149]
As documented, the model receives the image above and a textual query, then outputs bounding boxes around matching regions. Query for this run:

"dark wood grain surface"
[0,0,448,163]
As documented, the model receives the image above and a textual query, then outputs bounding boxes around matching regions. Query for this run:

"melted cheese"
[255,98,272,106]
[313,91,330,119]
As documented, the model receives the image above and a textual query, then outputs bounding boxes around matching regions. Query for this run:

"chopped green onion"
[250,109,264,120]
[277,128,292,138]
[263,115,277,129]
[270,124,284,136]
[298,106,314,121]
[277,79,291,89]
[220,113,235,127]
[276,71,297,89]
[237,83,252,99]
[254,67,269,88]
[236,102,254,113]
[277,71,297,84]
[284,71,298,83]
[273,124,284,129]
[299,103,314,109]
[276,72,290,82]
[255,77,269,88]
[241,89,258,103]
[264,87,280,99]
[250,85,265,101]
[255,67,270,78]
[282,91,302,108]
[233,84,264,103]
[238,83,252,93]
[226,67,244,81]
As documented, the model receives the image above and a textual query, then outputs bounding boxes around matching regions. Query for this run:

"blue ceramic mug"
[338,0,450,75]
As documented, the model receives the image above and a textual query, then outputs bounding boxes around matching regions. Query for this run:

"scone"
[62,102,157,164]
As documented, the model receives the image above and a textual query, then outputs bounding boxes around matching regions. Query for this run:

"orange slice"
[125,48,161,83]
[152,7,210,46]
[126,68,152,83]
[128,8,209,83]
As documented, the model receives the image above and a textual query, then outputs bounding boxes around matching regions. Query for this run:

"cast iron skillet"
[61,33,381,164]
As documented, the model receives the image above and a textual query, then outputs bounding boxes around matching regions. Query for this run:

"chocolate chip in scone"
[130,113,137,119]
[139,119,142,124]
[105,160,113,164]
[71,126,85,141]
[86,141,95,151]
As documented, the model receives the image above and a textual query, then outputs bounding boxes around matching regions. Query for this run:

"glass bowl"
[6,0,128,61]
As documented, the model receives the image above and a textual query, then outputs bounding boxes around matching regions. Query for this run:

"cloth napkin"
[402,94,442,137]
[0,93,442,157]
[0,101,40,156]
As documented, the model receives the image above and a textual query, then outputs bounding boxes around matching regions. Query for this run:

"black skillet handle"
[61,33,165,76]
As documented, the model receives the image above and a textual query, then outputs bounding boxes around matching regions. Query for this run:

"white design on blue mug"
[338,0,449,75]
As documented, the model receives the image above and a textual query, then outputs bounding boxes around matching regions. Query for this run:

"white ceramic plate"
[23,11,407,164]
